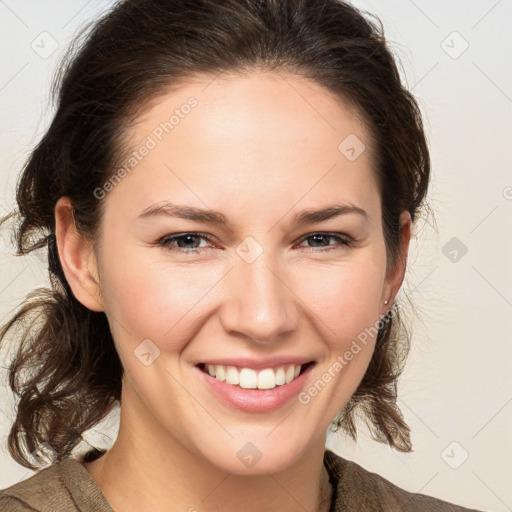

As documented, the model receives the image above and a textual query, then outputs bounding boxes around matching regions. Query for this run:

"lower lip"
[194,364,315,413]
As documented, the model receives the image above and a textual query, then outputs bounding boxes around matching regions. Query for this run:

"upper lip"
[197,356,315,371]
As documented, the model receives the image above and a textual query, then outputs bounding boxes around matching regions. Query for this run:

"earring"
[384,299,389,305]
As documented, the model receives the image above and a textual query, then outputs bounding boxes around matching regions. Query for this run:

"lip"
[194,361,316,413]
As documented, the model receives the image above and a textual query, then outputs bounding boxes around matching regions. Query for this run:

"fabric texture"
[0,448,482,511]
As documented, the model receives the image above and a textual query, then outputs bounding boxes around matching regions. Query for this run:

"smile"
[197,362,315,390]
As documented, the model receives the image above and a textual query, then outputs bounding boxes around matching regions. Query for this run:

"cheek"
[295,258,386,341]
[296,262,387,408]
[97,244,225,353]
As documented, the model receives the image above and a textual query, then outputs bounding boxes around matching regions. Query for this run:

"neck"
[84,381,334,512]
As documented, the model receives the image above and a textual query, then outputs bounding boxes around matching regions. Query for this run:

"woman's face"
[85,71,408,473]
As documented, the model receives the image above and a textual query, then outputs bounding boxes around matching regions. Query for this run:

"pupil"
[180,235,198,248]
[311,235,327,247]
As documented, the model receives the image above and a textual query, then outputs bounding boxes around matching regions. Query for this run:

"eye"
[157,233,213,253]
[156,231,353,255]
[295,232,353,252]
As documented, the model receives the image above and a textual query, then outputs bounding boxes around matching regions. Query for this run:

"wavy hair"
[0,0,430,469]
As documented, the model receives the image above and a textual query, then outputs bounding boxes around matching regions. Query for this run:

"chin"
[195,434,313,475]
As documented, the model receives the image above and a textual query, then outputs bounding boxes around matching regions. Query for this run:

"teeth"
[275,367,286,385]
[216,365,226,382]
[205,363,304,389]
[240,368,258,389]
[286,365,295,383]
[257,368,275,389]
[225,366,238,385]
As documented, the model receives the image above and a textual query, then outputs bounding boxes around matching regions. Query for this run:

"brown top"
[0,449,482,511]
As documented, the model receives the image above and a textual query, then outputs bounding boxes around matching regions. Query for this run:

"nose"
[219,249,300,345]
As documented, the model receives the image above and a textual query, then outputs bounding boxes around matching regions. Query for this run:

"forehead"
[129,69,372,157]
[108,70,379,221]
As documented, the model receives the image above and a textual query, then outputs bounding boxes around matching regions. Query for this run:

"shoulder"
[0,457,113,512]
[323,449,483,512]
[0,459,77,512]
[0,461,67,511]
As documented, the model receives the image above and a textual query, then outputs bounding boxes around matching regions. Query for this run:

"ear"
[382,210,412,310]
[54,196,104,312]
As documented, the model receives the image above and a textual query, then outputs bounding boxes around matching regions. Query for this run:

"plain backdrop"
[0,1,511,511]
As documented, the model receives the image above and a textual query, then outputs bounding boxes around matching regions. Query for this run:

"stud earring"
[384,299,389,305]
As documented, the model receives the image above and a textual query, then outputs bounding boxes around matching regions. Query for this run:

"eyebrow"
[137,201,368,226]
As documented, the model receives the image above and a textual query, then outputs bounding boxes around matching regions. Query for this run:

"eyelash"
[156,232,353,254]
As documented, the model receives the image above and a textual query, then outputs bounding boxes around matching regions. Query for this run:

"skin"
[55,70,411,512]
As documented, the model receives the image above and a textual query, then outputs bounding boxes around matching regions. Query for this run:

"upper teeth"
[206,364,302,389]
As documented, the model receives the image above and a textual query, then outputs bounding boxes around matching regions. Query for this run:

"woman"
[0,0,482,510]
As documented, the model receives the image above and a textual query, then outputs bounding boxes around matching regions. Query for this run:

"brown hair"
[0,0,429,469]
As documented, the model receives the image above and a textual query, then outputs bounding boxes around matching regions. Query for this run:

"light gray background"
[0,1,511,511]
